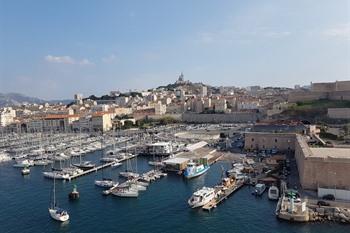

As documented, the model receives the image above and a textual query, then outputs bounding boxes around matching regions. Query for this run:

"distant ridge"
[0,93,72,107]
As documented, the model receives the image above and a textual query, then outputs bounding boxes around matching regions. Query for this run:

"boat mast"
[53,176,56,208]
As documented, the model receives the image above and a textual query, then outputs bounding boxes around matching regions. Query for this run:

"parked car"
[322,194,335,201]
[317,201,330,206]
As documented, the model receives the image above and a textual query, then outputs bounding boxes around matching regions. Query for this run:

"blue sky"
[1,0,349,99]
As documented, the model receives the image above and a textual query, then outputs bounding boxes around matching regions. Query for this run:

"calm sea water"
[0,152,348,233]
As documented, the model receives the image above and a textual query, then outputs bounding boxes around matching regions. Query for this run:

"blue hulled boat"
[183,161,210,179]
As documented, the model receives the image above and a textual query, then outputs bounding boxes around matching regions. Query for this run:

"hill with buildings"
[0,93,72,107]
[0,93,45,107]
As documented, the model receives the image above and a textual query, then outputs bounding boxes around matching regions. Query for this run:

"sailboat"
[49,177,69,222]
[72,128,95,170]
[95,138,118,188]
[119,142,139,179]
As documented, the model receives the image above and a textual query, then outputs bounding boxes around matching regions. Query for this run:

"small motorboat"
[252,183,266,196]
[21,166,30,175]
[111,162,122,168]
[268,185,279,200]
[95,178,118,188]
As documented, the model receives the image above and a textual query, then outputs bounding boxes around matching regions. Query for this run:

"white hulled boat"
[49,177,69,222]
[112,186,139,198]
[13,159,34,168]
[188,187,216,208]
[95,179,118,188]
[268,185,279,200]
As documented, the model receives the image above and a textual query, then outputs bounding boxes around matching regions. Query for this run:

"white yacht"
[13,159,34,168]
[119,181,147,191]
[95,179,118,188]
[0,151,11,162]
[188,187,216,208]
[119,171,140,179]
[43,171,70,180]
[111,162,122,168]
[112,186,139,198]
[268,185,279,200]
[34,159,50,166]
[72,161,95,171]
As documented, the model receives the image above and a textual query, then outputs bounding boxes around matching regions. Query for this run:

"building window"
[275,139,278,143]
[251,138,254,142]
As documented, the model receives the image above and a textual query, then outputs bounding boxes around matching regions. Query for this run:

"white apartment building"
[0,107,16,127]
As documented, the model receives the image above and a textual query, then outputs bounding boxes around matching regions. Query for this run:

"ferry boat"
[268,185,279,200]
[252,183,266,196]
[188,187,216,208]
[183,161,210,179]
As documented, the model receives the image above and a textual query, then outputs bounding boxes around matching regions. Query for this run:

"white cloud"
[45,55,94,65]
[196,27,291,45]
[101,54,119,63]
[323,23,350,40]
[263,31,291,38]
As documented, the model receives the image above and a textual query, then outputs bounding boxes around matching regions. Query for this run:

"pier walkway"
[202,181,245,211]
[66,154,138,181]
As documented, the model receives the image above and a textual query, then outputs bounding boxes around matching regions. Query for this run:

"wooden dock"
[66,154,137,181]
[202,181,244,211]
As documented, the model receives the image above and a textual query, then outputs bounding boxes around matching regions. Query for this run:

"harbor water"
[0,151,348,233]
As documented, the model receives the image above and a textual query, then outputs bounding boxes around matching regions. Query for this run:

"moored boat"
[188,187,216,208]
[21,166,30,175]
[183,161,210,179]
[112,186,139,197]
[95,179,118,188]
[252,183,266,196]
[268,185,279,200]
[49,177,69,222]
[72,161,95,171]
